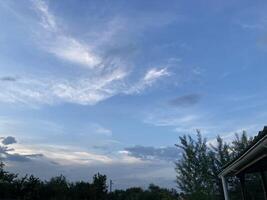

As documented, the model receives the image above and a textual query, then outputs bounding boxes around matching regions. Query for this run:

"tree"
[175,130,215,200]
[92,173,108,200]
[231,131,252,157]
[69,181,94,200]
[175,130,256,200]
[45,175,69,200]
[209,136,232,200]
[0,161,17,199]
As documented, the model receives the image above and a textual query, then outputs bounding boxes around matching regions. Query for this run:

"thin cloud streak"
[33,0,101,68]
[0,67,169,105]
[126,68,170,94]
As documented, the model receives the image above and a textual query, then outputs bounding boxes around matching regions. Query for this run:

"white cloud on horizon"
[2,139,176,189]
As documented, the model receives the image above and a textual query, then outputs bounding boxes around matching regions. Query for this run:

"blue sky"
[1,0,267,189]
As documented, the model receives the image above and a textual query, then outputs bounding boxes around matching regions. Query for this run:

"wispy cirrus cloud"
[143,68,170,83]
[0,0,173,106]
[126,67,170,94]
[0,67,169,105]
[33,0,101,68]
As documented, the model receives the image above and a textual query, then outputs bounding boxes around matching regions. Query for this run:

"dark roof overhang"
[219,127,267,177]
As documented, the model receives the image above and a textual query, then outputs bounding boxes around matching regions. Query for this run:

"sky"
[1,0,267,189]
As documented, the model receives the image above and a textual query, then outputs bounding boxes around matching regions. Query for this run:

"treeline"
[0,130,263,200]
[0,162,179,200]
[175,130,264,200]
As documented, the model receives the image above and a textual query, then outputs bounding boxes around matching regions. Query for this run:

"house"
[219,126,267,200]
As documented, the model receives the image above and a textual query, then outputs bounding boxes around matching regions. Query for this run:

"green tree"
[175,130,215,200]
[209,136,232,200]
[175,130,257,200]
[231,131,252,157]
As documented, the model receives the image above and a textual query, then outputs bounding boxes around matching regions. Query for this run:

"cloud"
[0,0,172,106]
[2,136,17,145]
[0,137,43,162]
[33,0,100,68]
[78,123,113,137]
[169,93,201,107]
[5,152,176,189]
[0,130,177,188]
[145,113,199,127]
[124,145,180,161]
[0,76,18,82]
[144,68,170,83]
[0,73,125,105]
[0,66,171,106]
[4,142,176,188]
[95,126,112,136]
[126,68,170,94]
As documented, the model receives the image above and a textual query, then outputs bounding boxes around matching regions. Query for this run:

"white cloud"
[145,113,199,127]
[125,67,170,94]
[80,123,113,137]
[33,0,57,32]
[0,1,173,106]
[95,126,112,136]
[0,66,171,105]
[47,36,101,67]
[33,0,101,68]
[143,68,170,83]
[3,140,176,189]
[12,143,144,166]
[0,71,126,105]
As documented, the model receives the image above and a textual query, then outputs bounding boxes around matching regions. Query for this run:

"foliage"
[175,130,260,200]
[0,161,178,200]
[175,131,215,200]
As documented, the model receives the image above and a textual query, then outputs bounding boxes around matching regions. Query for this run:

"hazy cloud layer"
[124,146,180,161]
[0,136,177,188]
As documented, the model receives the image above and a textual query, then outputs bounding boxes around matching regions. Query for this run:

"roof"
[219,126,267,177]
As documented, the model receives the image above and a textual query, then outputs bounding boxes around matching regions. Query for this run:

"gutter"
[219,134,267,177]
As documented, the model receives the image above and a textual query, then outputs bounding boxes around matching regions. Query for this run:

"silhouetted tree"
[92,173,108,200]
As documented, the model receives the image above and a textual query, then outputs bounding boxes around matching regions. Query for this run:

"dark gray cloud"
[0,136,43,162]
[125,146,180,161]
[169,93,201,107]
[0,149,43,162]
[0,76,17,82]
[2,136,17,145]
